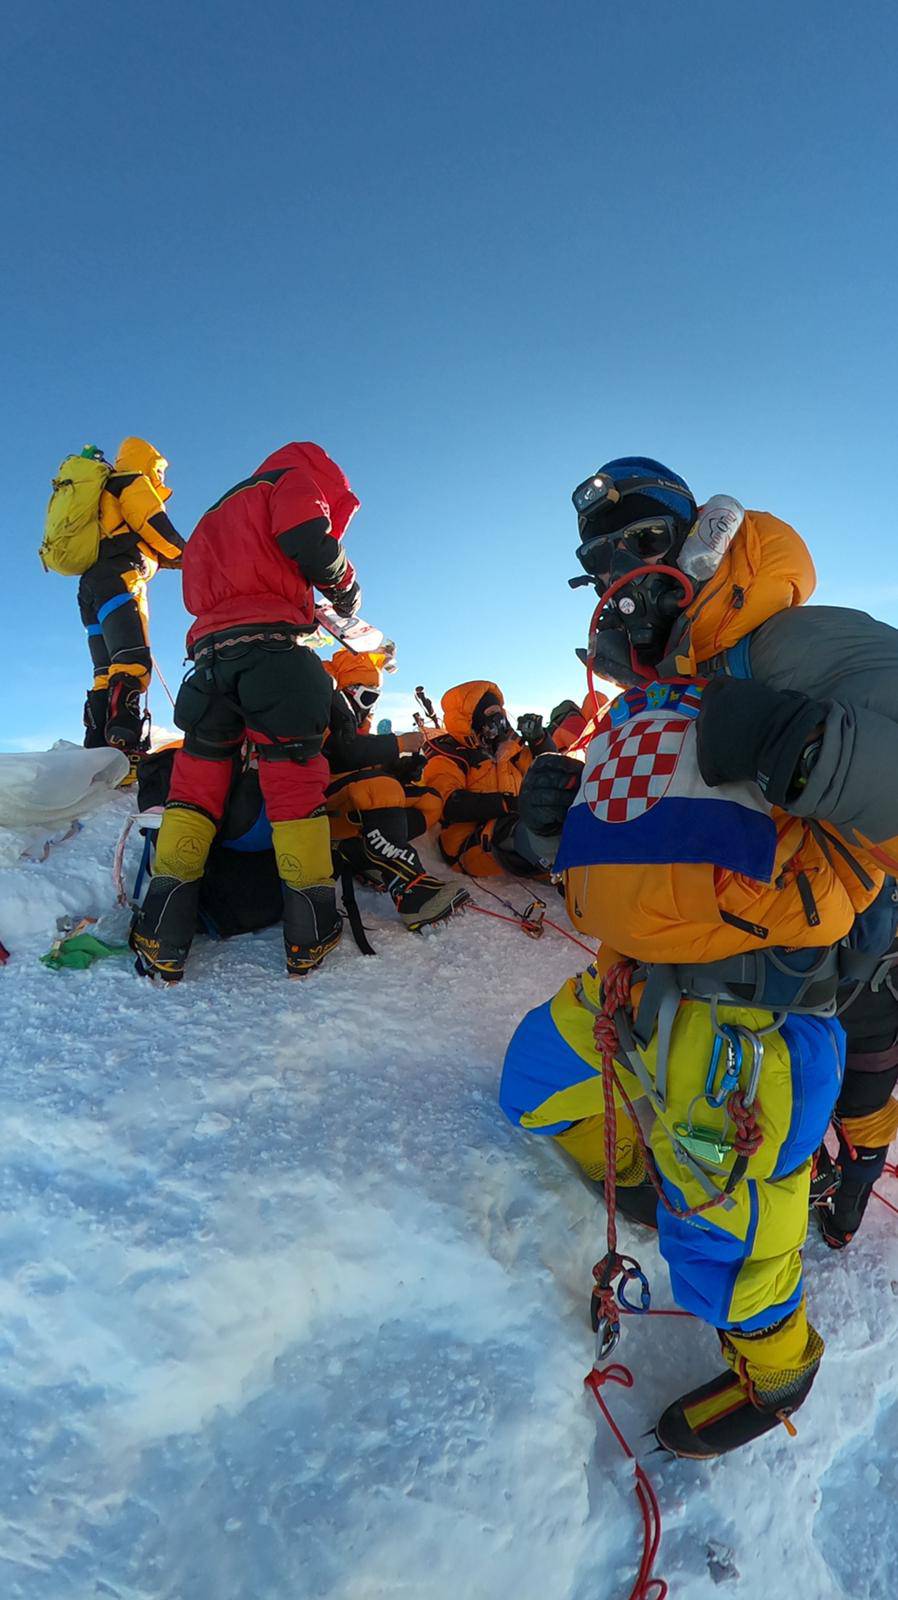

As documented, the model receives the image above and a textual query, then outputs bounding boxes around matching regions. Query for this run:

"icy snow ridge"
[0,798,896,1599]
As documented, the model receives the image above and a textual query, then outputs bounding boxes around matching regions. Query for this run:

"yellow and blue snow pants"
[500,968,845,1333]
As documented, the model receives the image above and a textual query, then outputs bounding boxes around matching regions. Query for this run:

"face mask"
[479,710,510,750]
[602,569,690,662]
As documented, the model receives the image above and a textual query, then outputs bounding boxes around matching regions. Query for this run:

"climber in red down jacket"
[131,442,361,981]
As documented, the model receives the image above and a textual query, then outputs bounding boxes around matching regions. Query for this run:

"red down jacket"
[182,442,360,648]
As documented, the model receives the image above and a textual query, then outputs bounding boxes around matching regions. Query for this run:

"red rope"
[584,1366,668,1600]
[543,916,597,957]
[467,903,534,932]
[583,564,696,718]
[466,901,597,957]
[592,961,756,1238]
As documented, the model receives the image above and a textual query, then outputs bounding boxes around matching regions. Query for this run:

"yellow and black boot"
[361,811,469,931]
[553,1114,659,1228]
[129,807,217,982]
[655,1301,824,1459]
[83,688,110,750]
[273,815,343,976]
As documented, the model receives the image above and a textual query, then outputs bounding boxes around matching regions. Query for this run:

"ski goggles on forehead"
[348,684,380,713]
[571,471,690,517]
[575,515,682,581]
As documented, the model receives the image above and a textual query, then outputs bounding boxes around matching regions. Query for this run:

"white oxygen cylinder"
[677,494,745,581]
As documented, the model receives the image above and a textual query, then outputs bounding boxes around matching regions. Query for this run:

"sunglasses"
[575,515,682,581]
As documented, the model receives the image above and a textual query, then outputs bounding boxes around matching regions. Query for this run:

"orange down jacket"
[423,681,533,876]
[563,512,884,962]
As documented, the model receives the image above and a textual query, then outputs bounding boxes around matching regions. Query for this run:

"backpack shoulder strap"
[425,733,475,775]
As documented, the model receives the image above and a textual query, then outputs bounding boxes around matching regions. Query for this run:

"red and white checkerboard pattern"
[583,714,685,823]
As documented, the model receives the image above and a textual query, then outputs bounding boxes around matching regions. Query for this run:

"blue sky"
[2,0,897,748]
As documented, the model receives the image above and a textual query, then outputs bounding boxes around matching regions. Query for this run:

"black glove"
[516,712,545,748]
[324,578,362,619]
[395,750,427,783]
[696,677,827,806]
[518,754,582,837]
[443,789,510,825]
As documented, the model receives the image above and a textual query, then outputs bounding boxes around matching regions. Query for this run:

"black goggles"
[571,471,690,518]
[575,515,682,582]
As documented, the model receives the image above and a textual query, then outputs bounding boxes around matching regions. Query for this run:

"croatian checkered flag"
[554,682,777,880]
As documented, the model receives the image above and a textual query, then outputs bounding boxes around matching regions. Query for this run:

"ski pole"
[414,685,439,725]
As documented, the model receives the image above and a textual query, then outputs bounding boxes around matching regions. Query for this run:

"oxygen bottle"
[677,495,745,582]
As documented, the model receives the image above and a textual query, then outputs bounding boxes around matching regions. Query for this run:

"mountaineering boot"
[331,834,387,892]
[818,1140,888,1248]
[819,1173,878,1249]
[105,678,149,755]
[269,814,342,974]
[601,1172,660,1229]
[131,804,218,976]
[361,813,469,930]
[129,875,200,982]
[83,688,110,749]
[655,1303,824,1459]
[553,1114,659,1226]
[809,1143,841,1208]
[282,882,342,975]
[392,872,470,931]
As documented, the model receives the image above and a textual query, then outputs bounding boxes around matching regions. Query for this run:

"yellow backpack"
[40,449,110,576]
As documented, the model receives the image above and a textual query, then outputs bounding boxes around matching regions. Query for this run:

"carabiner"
[704,1025,743,1109]
[594,1313,621,1364]
[730,1024,764,1108]
[616,1257,652,1314]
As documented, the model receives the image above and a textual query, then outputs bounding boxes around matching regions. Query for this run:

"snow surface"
[1,797,897,1600]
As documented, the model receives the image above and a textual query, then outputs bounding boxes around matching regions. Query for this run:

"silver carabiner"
[730,1024,764,1107]
[594,1314,621,1365]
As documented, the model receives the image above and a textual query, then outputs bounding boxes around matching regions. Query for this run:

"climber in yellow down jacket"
[78,437,184,755]
[501,456,887,1458]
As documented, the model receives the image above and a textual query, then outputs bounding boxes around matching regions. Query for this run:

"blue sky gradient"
[2,0,897,747]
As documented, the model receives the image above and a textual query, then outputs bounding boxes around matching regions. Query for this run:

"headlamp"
[571,471,692,521]
[571,472,620,516]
